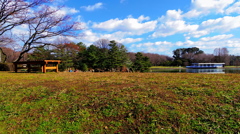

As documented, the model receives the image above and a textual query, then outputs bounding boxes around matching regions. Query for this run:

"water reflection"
[151,67,240,73]
[186,69,225,74]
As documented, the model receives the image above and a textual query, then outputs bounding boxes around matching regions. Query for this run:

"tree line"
[171,47,237,66]
[2,37,240,72]
[25,39,152,72]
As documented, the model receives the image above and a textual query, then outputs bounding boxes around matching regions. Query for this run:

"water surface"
[151,68,240,74]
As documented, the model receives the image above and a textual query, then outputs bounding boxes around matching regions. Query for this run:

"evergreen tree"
[133,52,152,72]
[108,40,128,71]
[83,45,99,69]
[28,46,54,61]
[172,47,204,66]
[76,39,130,72]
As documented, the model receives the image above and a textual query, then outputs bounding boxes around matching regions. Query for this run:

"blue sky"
[52,0,240,56]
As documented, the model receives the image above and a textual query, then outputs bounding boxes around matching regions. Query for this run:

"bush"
[82,63,88,72]
[77,63,88,72]
[0,63,10,71]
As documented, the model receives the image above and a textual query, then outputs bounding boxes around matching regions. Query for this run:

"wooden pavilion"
[13,60,61,73]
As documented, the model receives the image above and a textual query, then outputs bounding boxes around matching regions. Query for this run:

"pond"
[150,67,240,74]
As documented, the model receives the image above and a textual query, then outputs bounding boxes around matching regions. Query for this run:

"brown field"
[0,72,239,133]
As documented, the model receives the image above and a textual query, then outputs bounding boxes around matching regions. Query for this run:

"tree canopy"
[77,40,130,72]
[173,47,204,66]
[133,52,152,72]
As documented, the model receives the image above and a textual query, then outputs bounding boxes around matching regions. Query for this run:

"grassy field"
[0,72,239,133]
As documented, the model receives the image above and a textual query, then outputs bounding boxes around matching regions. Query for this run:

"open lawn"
[0,72,239,133]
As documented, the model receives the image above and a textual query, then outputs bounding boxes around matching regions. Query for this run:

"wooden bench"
[13,60,61,73]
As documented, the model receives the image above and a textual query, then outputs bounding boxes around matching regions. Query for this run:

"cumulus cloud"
[81,2,103,11]
[151,20,199,37]
[152,9,201,38]
[200,16,240,32]
[183,0,234,18]
[92,15,157,35]
[186,15,240,38]
[81,30,99,44]
[159,9,183,22]
[191,0,234,13]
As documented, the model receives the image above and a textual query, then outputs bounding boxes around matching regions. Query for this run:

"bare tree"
[128,52,172,66]
[193,53,215,63]
[93,39,111,49]
[213,47,230,65]
[0,0,49,46]
[15,5,81,61]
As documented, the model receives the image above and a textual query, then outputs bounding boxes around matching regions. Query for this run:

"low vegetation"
[0,72,239,133]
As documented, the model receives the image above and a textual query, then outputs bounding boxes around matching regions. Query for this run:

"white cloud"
[192,0,234,13]
[200,34,234,41]
[169,37,240,54]
[165,9,182,20]
[226,40,240,47]
[68,8,79,14]
[159,9,183,22]
[152,20,199,37]
[81,30,99,44]
[119,38,142,44]
[92,15,157,35]
[138,15,150,22]
[80,29,143,46]
[226,2,240,14]
[200,16,240,32]
[56,7,79,16]
[130,41,173,54]
[186,15,240,38]
[12,24,29,35]
[183,9,202,18]
[133,41,172,48]
[183,0,235,18]
[187,30,209,38]
[81,2,103,11]
[153,9,203,38]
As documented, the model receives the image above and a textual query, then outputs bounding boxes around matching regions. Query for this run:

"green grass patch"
[0,72,239,133]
